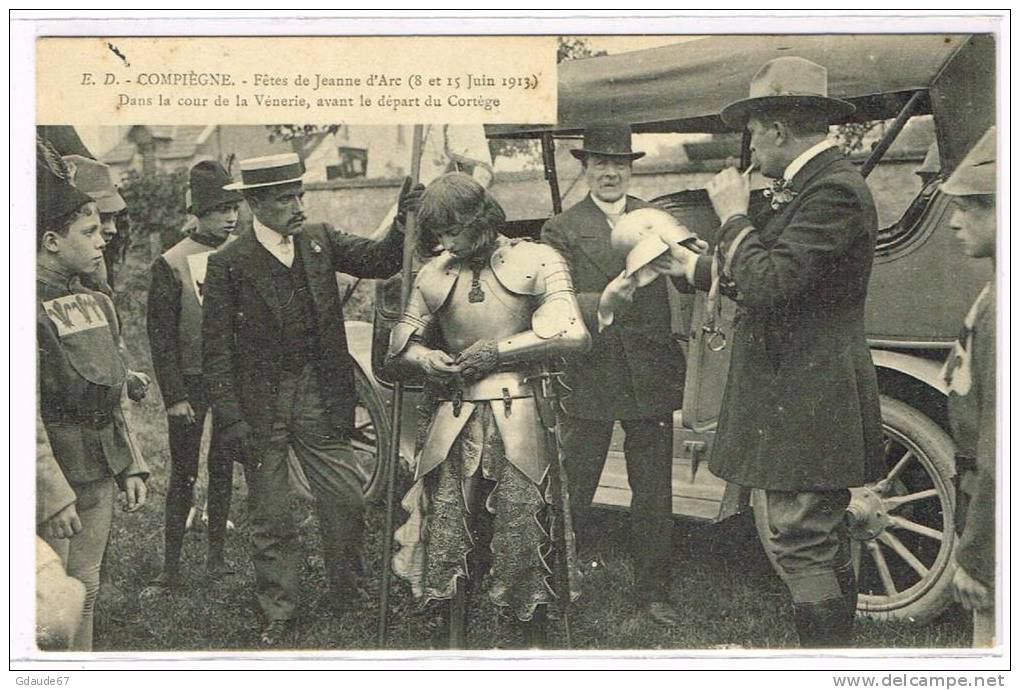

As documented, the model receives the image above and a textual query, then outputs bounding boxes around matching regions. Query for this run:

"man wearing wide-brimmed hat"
[144,160,251,596]
[201,153,421,646]
[939,126,996,647]
[541,124,688,628]
[62,154,128,292]
[664,56,884,647]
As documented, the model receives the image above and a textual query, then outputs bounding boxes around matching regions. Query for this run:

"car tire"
[753,395,958,624]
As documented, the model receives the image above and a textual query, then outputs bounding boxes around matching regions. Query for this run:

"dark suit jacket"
[541,194,687,420]
[202,222,403,439]
[693,147,884,491]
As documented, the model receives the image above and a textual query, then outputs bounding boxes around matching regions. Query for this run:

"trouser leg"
[620,416,674,603]
[973,607,995,647]
[205,422,239,564]
[448,579,467,649]
[559,416,613,543]
[290,366,366,602]
[163,404,205,580]
[524,605,548,648]
[757,489,853,648]
[44,478,115,651]
[251,377,300,622]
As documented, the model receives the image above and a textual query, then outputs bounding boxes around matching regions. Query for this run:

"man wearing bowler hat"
[202,153,421,646]
[541,124,688,627]
[666,57,885,646]
[145,160,252,594]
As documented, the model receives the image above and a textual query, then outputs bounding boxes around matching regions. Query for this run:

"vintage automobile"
[342,33,995,625]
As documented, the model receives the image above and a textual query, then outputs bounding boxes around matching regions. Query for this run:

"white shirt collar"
[783,139,837,182]
[590,193,627,216]
[253,217,294,266]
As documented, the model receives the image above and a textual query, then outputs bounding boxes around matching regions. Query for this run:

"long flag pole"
[377,124,425,647]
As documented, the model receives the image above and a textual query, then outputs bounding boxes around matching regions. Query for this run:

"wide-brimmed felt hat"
[63,154,126,215]
[189,160,243,215]
[941,126,995,197]
[570,123,645,161]
[224,153,306,190]
[721,56,856,129]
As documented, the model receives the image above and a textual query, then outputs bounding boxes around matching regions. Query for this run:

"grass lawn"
[93,238,972,654]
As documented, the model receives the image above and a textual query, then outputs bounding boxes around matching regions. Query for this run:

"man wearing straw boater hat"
[201,153,421,646]
[664,57,885,647]
[541,124,690,628]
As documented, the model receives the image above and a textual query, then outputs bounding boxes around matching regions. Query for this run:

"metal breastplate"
[438,263,533,352]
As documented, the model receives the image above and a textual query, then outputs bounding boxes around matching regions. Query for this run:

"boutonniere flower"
[763,178,798,210]
[311,241,322,254]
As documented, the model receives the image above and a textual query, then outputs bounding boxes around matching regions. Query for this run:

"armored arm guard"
[385,259,450,377]
[490,242,591,364]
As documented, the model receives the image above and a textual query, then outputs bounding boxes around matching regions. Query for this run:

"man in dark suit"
[673,57,885,647]
[202,153,418,646]
[541,124,686,627]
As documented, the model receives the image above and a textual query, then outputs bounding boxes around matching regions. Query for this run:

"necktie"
[278,235,294,268]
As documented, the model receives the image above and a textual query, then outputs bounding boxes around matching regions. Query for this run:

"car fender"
[870,348,948,395]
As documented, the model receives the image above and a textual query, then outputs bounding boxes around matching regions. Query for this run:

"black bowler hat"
[570,123,645,161]
[189,160,243,216]
[37,137,93,229]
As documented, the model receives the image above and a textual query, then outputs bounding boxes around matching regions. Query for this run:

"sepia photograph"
[14,13,1008,673]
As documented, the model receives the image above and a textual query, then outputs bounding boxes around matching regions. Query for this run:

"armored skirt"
[393,387,579,622]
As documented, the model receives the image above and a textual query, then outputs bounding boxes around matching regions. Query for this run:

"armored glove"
[419,348,460,384]
[455,339,499,381]
[395,176,426,226]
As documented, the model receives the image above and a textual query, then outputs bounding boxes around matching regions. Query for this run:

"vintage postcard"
[12,12,1009,676]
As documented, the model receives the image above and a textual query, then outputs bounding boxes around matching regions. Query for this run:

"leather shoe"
[259,619,295,648]
[645,600,683,628]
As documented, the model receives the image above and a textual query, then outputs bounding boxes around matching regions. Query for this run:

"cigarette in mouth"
[742,163,757,177]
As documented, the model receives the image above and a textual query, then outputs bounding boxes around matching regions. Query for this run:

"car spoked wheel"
[850,396,957,623]
[351,364,391,502]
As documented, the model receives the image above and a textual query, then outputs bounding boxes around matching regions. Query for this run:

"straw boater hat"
[941,126,995,197]
[570,123,645,161]
[62,154,127,215]
[720,56,856,129]
[224,152,306,190]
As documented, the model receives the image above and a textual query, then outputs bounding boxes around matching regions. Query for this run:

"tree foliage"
[118,167,190,248]
[557,36,608,63]
[835,121,879,155]
[266,124,339,143]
